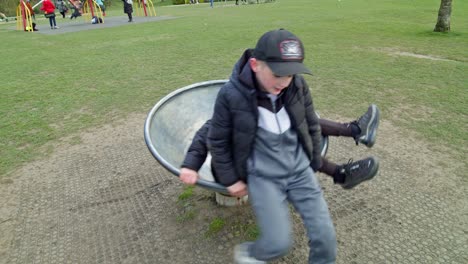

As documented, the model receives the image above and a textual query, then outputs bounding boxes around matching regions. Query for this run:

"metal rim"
[144,80,230,194]
[144,79,329,195]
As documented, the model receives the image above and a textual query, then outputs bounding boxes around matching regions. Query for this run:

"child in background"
[70,0,83,20]
[56,0,68,18]
[41,0,59,29]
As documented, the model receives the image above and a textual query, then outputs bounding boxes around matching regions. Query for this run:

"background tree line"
[0,0,20,16]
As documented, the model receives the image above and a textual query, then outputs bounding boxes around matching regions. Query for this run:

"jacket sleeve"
[207,87,239,187]
[181,120,211,171]
[301,78,323,171]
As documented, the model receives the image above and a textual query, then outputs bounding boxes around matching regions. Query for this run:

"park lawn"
[0,0,467,178]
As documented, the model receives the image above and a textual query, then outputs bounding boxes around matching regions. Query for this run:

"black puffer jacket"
[181,120,211,172]
[207,49,322,187]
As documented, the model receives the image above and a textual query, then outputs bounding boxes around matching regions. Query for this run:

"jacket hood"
[228,48,292,103]
[229,49,258,95]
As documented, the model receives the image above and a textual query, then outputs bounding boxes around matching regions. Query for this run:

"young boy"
[180,105,380,189]
[206,29,338,263]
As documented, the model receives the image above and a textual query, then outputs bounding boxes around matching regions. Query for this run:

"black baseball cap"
[253,29,312,76]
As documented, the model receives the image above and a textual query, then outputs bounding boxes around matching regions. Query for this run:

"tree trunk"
[434,0,452,32]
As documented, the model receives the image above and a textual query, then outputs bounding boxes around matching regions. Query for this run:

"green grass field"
[1,0,467,178]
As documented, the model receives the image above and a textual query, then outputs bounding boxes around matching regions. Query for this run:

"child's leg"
[52,16,57,27]
[246,175,291,261]
[320,104,380,147]
[288,167,337,264]
[319,118,356,137]
[318,158,340,181]
[319,157,379,189]
[48,17,53,28]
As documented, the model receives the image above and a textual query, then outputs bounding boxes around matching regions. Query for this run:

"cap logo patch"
[279,40,303,60]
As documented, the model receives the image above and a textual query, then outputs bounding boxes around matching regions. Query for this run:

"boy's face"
[250,58,293,95]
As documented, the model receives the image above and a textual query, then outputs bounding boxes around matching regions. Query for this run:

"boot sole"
[361,104,380,148]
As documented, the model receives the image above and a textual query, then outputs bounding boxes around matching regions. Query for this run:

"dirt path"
[1,113,467,263]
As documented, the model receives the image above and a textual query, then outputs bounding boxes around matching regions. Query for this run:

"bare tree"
[434,0,452,32]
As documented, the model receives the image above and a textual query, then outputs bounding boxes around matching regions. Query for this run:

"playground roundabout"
[0,86,467,263]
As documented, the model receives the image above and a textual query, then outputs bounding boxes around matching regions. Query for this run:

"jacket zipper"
[270,96,283,135]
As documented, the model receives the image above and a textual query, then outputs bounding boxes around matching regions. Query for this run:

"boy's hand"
[311,158,322,172]
[227,181,248,197]
[179,168,199,185]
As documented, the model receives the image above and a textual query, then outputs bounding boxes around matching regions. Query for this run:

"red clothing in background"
[40,0,56,14]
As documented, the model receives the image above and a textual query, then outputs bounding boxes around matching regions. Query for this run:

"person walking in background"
[122,0,133,22]
[56,0,68,18]
[41,0,59,29]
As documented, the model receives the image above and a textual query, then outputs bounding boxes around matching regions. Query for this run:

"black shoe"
[352,104,380,148]
[340,157,379,189]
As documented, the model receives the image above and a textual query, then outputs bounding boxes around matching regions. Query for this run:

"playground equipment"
[135,0,156,17]
[16,0,34,32]
[81,0,105,23]
[144,80,329,204]
[116,0,157,18]
[15,0,106,31]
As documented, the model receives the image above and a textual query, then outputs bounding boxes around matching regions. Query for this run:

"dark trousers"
[318,118,354,178]
[48,16,57,27]
[319,118,353,137]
